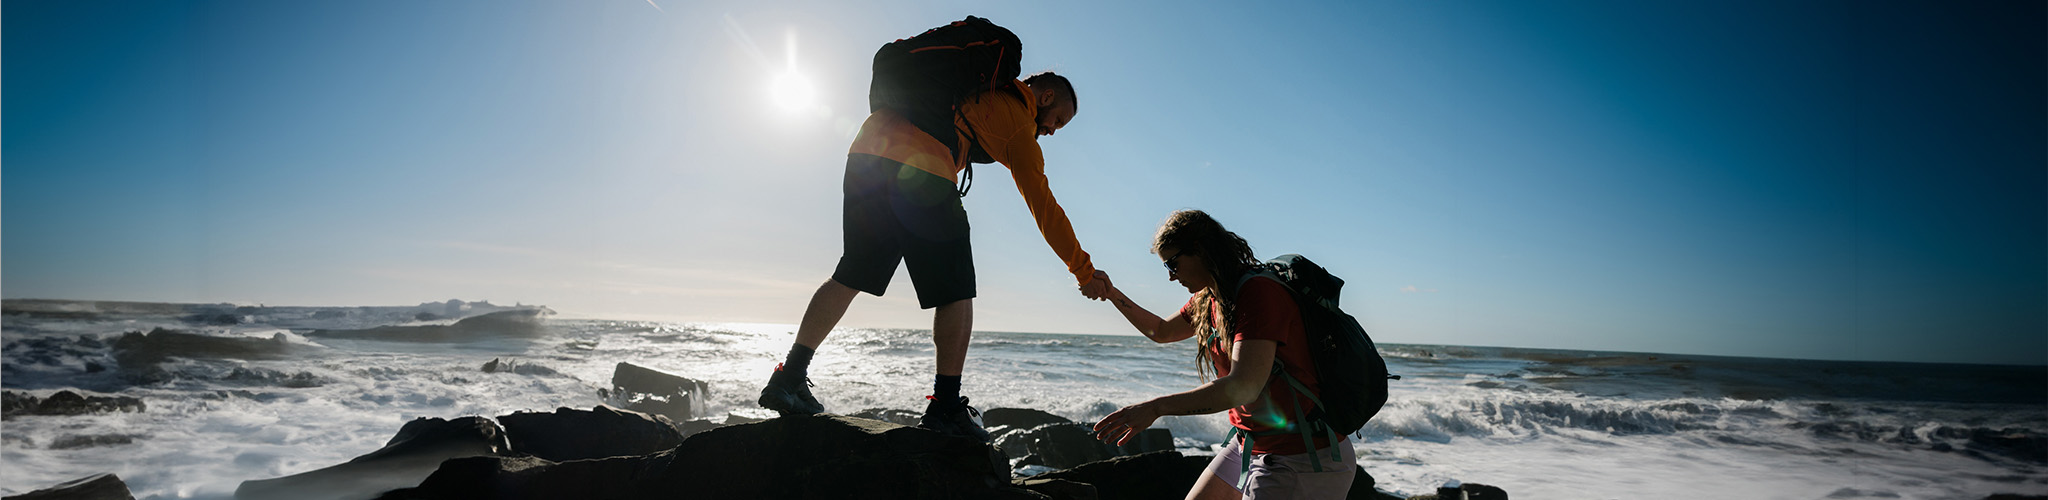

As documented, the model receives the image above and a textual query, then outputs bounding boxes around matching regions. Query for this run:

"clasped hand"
[1079,270,1114,301]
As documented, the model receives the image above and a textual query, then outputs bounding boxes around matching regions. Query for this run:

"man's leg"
[919,297,989,442]
[796,279,861,350]
[762,155,903,416]
[759,279,860,416]
[931,298,972,376]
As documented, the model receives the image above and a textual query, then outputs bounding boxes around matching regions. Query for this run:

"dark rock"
[984,408,1073,430]
[480,358,562,377]
[1462,482,1509,500]
[236,416,511,500]
[385,414,1030,500]
[305,308,552,342]
[1115,428,1175,457]
[2,390,145,419]
[850,408,921,426]
[676,417,723,438]
[223,367,325,388]
[604,362,708,422]
[1014,423,1117,470]
[2,473,134,500]
[1985,495,2048,500]
[48,434,137,450]
[1409,482,1508,500]
[110,328,300,366]
[497,406,682,462]
[1012,478,1097,500]
[1034,451,1211,500]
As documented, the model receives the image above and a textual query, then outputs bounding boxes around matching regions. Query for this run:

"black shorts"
[831,154,975,309]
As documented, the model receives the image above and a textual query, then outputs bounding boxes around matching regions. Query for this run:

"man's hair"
[1023,71,1076,111]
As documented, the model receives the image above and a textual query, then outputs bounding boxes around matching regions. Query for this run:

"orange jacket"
[849,80,1097,286]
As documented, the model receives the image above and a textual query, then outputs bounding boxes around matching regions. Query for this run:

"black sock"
[783,343,815,376]
[934,374,962,403]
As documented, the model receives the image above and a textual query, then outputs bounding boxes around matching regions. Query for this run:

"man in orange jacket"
[759,72,1105,442]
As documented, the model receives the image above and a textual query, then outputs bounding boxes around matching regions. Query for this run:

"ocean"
[2,299,2043,500]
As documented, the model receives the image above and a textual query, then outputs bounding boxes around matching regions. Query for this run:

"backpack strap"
[1273,363,1344,468]
[950,79,1027,197]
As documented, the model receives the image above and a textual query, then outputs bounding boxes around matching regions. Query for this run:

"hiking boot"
[757,364,824,416]
[918,395,991,443]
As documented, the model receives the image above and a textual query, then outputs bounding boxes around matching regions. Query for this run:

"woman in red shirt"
[1090,209,1355,499]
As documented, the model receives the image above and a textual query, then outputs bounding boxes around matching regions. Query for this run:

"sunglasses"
[1161,249,1185,273]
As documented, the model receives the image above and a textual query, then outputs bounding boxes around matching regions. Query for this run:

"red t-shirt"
[1180,276,1328,455]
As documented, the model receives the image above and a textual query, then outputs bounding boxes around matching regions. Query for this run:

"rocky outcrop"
[1033,451,1211,500]
[380,414,1030,500]
[496,406,682,462]
[2,390,145,419]
[1404,482,1506,500]
[479,358,562,377]
[109,328,301,366]
[1004,423,1176,470]
[849,407,922,426]
[235,416,511,500]
[1,473,134,500]
[598,362,707,423]
[305,308,551,342]
[983,408,1073,430]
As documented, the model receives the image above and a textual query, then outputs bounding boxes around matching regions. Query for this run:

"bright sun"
[769,69,815,113]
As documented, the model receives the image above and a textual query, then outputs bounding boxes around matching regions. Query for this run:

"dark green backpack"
[1228,254,1397,479]
[867,16,1021,171]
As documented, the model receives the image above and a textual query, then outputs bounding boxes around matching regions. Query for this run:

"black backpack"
[868,16,1022,174]
[868,15,1019,167]
[1233,254,1396,437]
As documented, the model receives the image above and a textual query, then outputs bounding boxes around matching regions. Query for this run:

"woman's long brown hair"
[1151,209,1258,379]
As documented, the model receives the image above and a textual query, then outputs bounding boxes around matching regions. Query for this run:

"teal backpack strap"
[1284,382,1324,473]
[1275,369,1345,465]
[1227,426,1254,491]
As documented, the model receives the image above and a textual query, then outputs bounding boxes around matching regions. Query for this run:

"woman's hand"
[1080,270,1114,301]
[1092,400,1162,446]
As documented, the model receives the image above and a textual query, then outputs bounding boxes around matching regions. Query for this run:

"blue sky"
[5,0,2041,365]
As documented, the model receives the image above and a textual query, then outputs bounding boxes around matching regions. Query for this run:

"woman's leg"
[1189,441,1247,500]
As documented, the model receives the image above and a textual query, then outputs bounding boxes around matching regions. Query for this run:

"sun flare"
[769,69,816,113]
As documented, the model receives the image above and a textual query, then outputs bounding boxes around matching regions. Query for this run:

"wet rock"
[984,408,1072,430]
[850,408,923,426]
[2,390,145,419]
[109,328,300,366]
[2,473,134,500]
[496,406,682,462]
[222,367,324,388]
[479,358,562,377]
[1032,451,1210,500]
[1012,478,1097,500]
[382,414,1028,500]
[1407,482,1506,500]
[48,434,138,450]
[1006,423,1169,470]
[305,308,552,342]
[602,362,708,423]
[236,416,511,500]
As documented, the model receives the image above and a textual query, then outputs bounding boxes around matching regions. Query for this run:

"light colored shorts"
[1203,437,1357,499]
